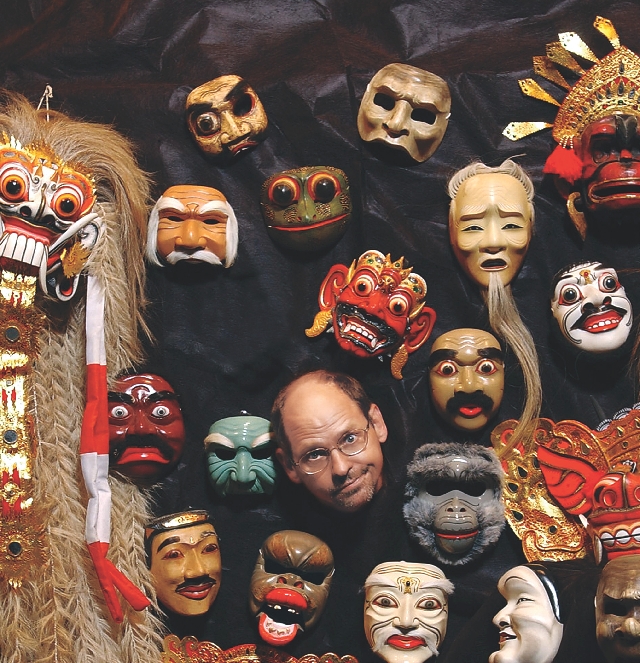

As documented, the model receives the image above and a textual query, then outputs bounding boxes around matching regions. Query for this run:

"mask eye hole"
[591,136,614,163]
[373,93,395,111]
[268,177,300,207]
[0,168,28,203]
[211,446,236,461]
[417,597,442,610]
[251,444,273,460]
[477,360,498,375]
[559,284,582,306]
[151,405,170,418]
[52,187,84,222]
[599,272,620,293]
[603,597,628,617]
[196,113,221,136]
[233,93,254,117]
[308,172,340,203]
[110,405,129,419]
[353,274,376,296]
[411,108,436,124]
[372,594,399,608]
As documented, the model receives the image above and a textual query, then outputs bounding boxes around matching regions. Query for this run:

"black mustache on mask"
[175,575,217,592]
[446,390,494,415]
[110,434,175,460]
[570,303,628,331]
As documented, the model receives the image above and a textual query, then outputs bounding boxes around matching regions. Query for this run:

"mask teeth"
[0,232,47,269]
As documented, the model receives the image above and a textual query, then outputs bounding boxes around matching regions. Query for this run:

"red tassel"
[543,143,583,184]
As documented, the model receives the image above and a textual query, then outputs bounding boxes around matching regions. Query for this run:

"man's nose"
[383,101,411,136]
[329,447,352,476]
[175,219,206,249]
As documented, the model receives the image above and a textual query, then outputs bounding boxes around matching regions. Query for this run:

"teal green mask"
[205,415,277,497]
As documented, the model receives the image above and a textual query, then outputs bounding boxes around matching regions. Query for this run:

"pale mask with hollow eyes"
[357,63,451,163]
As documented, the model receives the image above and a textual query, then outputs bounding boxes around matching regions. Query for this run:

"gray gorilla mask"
[403,442,505,566]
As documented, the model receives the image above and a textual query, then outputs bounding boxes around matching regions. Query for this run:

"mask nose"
[619,616,640,641]
[175,219,206,249]
[184,550,206,578]
[220,111,246,143]
[232,448,256,485]
[479,221,506,253]
[455,366,477,392]
[493,607,510,629]
[394,598,417,629]
[383,101,411,137]
[132,409,155,436]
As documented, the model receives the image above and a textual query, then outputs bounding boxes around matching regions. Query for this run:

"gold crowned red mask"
[504,17,640,239]
[305,250,436,379]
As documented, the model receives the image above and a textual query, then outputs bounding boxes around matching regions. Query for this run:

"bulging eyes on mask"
[357,63,451,163]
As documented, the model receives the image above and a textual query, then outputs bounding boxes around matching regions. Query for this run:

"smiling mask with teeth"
[550,261,632,354]
[0,136,102,301]
[249,530,334,647]
[306,250,436,379]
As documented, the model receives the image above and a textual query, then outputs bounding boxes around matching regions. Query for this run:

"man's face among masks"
[108,373,185,484]
[429,329,504,431]
[449,173,533,289]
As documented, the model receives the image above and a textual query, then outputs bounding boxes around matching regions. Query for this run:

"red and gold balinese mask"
[249,530,334,647]
[108,373,186,485]
[504,16,640,239]
[186,75,268,160]
[306,250,436,379]
[493,409,640,564]
[260,166,351,252]
[0,136,99,299]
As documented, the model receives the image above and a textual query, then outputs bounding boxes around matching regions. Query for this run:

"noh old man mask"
[364,561,453,663]
[204,414,277,497]
[404,443,505,566]
[357,63,451,163]
[249,530,334,647]
[186,75,268,160]
[260,166,351,252]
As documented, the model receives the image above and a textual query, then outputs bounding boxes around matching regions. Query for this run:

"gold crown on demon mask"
[503,17,640,176]
[493,409,640,565]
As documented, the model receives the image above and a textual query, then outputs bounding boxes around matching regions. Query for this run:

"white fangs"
[262,614,297,637]
[343,321,381,348]
[0,232,48,269]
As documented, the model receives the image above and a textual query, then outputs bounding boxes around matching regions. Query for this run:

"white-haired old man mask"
[146,185,238,267]
[357,63,451,163]
[448,160,540,447]
[490,564,563,663]
[364,561,454,663]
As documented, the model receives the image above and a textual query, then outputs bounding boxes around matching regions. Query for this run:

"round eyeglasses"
[292,422,370,475]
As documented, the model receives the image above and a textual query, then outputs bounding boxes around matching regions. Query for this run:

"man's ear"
[275,447,303,484]
[368,403,387,444]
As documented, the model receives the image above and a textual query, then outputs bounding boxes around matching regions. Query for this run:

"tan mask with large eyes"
[186,75,268,160]
[357,63,451,163]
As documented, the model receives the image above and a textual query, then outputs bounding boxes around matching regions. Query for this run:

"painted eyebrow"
[107,392,135,404]
[146,391,178,403]
[156,535,181,553]
[224,80,250,102]
[428,348,457,368]
[478,347,504,361]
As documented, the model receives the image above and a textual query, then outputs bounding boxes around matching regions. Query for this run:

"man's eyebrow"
[224,80,250,102]
[428,348,457,368]
[147,391,178,403]
[478,347,504,361]
[156,535,181,553]
[108,392,135,404]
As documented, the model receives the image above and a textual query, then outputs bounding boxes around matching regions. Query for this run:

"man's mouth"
[330,467,368,497]
[335,303,399,354]
[386,635,426,650]
[257,587,308,646]
[571,306,626,334]
[481,258,507,270]
[175,577,216,600]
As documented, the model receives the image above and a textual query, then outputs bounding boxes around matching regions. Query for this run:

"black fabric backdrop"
[2,1,640,661]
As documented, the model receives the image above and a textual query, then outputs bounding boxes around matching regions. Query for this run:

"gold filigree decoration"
[60,242,91,278]
[305,309,333,338]
[161,636,358,663]
[491,419,588,562]
[504,17,640,143]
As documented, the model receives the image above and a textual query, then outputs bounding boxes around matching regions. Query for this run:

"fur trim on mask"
[403,442,505,566]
